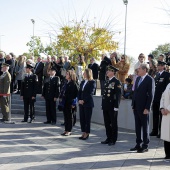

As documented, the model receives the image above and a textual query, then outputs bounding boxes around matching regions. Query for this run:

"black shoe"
[44,121,51,124]
[82,134,89,140]
[61,123,65,126]
[157,134,160,138]
[165,156,170,159]
[21,120,27,122]
[0,118,5,122]
[149,131,158,136]
[51,122,56,125]
[137,148,148,153]
[108,141,116,146]
[79,136,84,140]
[130,145,141,151]
[61,132,67,136]
[101,139,110,144]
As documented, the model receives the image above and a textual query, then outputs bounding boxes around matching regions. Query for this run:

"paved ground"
[0,114,169,170]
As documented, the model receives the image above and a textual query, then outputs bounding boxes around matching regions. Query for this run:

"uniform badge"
[108,90,110,93]
[107,94,110,97]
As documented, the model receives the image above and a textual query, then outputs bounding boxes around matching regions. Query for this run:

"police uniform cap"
[26,64,34,69]
[107,65,119,72]
[1,63,10,67]
[157,60,166,65]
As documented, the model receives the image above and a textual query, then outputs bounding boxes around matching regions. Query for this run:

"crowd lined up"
[0,51,170,160]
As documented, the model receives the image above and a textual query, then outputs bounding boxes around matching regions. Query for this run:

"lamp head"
[123,0,128,5]
[31,19,35,24]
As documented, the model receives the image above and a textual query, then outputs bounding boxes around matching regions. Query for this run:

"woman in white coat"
[160,83,170,160]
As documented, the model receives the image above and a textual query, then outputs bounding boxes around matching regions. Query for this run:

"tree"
[26,36,45,57]
[151,43,170,59]
[55,20,118,62]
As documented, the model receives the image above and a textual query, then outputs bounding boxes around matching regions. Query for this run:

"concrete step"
[1,108,63,116]
[12,99,45,106]
[11,104,46,110]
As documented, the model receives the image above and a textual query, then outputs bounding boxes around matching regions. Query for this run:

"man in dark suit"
[99,55,111,95]
[101,65,121,146]
[150,61,170,138]
[20,64,38,123]
[88,57,99,95]
[131,63,155,153]
[34,56,44,94]
[42,67,60,125]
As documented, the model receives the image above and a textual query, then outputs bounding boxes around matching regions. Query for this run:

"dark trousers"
[45,99,56,123]
[164,141,170,157]
[100,80,105,95]
[134,110,150,148]
[103,110,118,142]
[152,101,162,135]
[79,105,92,133]
[17,80,22,92]
[37,75,43,94]
[0,96,10,121]
[63,104,72,132]
[23,97,35,121]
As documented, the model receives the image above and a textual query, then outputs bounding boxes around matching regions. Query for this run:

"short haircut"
[139,63,149,73]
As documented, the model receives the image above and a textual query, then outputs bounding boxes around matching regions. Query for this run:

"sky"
[0,0,170,60]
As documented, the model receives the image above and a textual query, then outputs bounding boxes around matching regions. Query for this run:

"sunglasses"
[121,57,125,59]
[139,56,144,58]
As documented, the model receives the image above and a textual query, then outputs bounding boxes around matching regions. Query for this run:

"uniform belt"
[0,94,10,96]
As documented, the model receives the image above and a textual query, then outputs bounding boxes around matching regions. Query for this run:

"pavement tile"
[0,114,168,170]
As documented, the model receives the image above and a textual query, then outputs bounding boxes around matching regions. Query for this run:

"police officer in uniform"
[150,61,170,138]
[20,64,38,123]
[101,65,122,145]
[42,67,60,125]
[0,63,11,122]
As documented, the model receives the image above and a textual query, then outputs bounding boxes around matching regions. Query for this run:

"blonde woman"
[15,55,26,94]
[78,68,96,140]
[61,70,79,136]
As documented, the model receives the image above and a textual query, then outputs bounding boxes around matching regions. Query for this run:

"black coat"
[132,75,154,111]
[21,74,38,98]
[102,77,121,110]
[34,62,44,77]
[64,81,78,106]
[153,71,170,102]
[42,76,60,100]
[88,63,99,79]
[78,80,96,107]
[99,57,111,81]
[5,59,15,78]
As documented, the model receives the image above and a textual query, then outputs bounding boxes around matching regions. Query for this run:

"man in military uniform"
[20,64,38,123]
[101,65,122,145]
[42,67,60,125]
[150,61,170,138]
[0,63,11,122]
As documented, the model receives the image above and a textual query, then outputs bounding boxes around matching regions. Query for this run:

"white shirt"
[82,80,88,91]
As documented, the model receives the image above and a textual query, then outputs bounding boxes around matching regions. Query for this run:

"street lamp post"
[123,0,128,56]
[0,35,4,51]
[31,19,35,56]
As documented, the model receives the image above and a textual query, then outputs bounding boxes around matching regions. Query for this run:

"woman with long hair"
[15,55,26,94]
[78,68,96,140]
[61,70,78,136]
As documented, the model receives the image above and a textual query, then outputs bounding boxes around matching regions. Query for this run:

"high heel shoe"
[82,134,89,140]
[79,136,84,140]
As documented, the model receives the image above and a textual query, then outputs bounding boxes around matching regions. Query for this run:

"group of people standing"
[1,51,170,160]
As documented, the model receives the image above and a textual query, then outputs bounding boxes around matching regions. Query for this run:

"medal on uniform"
[107,94,110,97]
[108,90,110,93]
